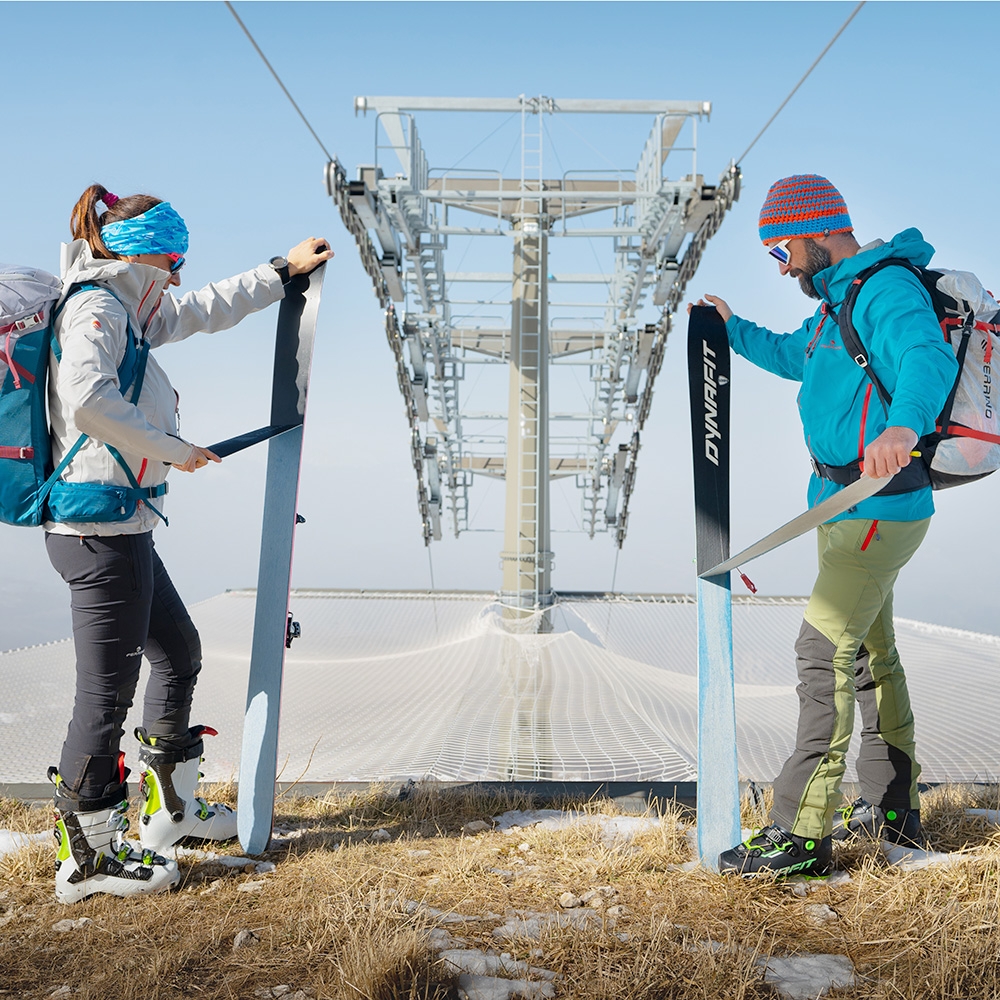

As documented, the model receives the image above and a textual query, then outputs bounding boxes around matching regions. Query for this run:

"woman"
[46,184,332,903]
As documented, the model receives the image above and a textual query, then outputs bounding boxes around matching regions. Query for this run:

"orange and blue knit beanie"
[758,175,853,246]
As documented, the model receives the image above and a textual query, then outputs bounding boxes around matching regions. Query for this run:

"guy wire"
[224,2,335,163]
[737,2,866,165]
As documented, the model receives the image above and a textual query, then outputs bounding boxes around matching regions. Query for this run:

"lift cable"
[224,1,335,163]
[736,1,866,165]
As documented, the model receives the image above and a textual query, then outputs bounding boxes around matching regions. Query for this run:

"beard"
[793,240,833,299]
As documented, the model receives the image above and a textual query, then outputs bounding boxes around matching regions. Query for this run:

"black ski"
[687,305,740,868]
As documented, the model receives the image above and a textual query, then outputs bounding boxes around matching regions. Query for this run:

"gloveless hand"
[686,295,733,322]
[172,445,222,473]
[287,237,334,276]
[864,426,919,479]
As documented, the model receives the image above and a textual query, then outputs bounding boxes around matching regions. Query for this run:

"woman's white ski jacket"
[46,240,285,536]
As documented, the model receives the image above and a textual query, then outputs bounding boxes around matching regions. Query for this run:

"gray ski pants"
[770,517,930,840]
[46,531,202,808]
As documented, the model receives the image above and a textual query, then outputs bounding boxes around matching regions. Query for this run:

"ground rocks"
[233,928,261,951]
[51,917,92,933]
[463,820,492,835]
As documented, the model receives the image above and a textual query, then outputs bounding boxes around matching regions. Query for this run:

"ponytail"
[70,184,162,260]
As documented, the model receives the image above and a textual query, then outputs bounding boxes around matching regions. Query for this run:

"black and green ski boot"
[719,825,832,877]
[832,797,928,848]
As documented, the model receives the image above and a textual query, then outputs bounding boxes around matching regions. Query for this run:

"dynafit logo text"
[703,340,723,466]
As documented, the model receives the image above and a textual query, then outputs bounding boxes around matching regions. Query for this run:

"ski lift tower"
[326,96,739,622]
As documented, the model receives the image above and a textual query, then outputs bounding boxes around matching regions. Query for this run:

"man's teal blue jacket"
[725,229,958,521]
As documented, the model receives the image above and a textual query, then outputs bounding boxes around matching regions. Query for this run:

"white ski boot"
[50,768,179,905]
[136,725,238,852]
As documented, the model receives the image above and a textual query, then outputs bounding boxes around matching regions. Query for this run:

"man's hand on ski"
[287,238,334,276]
[864,426,919,479]
[173,445,222,473]
[687,295,733,323]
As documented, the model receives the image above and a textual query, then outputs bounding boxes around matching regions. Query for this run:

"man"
[695,174,957,876]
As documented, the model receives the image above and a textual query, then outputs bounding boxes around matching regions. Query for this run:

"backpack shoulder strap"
[52,282,140,391]
[831,258,926,412]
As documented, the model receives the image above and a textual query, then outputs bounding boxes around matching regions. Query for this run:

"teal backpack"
[0,265,164,526]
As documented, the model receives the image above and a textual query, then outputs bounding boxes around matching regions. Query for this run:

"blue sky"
[2,1,998,648]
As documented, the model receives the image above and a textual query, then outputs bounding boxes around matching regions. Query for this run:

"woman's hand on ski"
[287,238,334,276]
[172,446,222,473]
[687,295,732,323]
[864,426,919,479]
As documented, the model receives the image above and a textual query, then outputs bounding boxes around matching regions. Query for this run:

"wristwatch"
[269,255,290,284]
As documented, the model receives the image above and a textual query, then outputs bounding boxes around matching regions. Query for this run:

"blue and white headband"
[100,201,189,256]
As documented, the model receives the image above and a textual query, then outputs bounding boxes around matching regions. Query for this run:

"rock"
[759,954,856,999]
[463,820,491,835]
[408,849,432,858]
[52,918,92,933]
[557,892,582,909]
[517,842,532,853]
[371,828,392,842]
[488,868,515,878]
[791,883,808,897]
[804,903,838,925]
[238,880,267,893]
[605,905,628,918]
[233,929,261,952]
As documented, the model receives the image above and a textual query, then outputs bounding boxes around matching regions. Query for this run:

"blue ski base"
[696,573,741,869]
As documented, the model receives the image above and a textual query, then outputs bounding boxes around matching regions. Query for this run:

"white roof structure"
[3,590,998,788]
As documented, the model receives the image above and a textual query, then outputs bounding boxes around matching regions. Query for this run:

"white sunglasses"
[767,239,792,265]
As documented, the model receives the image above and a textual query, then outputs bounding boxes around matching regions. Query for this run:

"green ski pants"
[770,517,930,840]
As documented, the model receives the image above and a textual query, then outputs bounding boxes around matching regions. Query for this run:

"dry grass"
[1,783,999,999]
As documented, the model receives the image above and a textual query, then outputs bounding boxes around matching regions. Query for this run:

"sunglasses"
[166,253,185,274]
[767,239,792,265]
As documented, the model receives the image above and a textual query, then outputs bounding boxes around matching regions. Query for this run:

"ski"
[699,470,896,579]
[208,423,296,459]
[237,265,326,855]
[687,305,741,870]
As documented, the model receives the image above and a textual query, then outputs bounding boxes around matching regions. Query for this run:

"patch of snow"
[173,848,275,874]
[759,954,856,999]
[440,949,554,980]
[491,908,603,941]
[882,843,967,869]
[404,899,498,924]
[456,974,555,1000]
[492,809,659,848]
[0,829,49,858]
[965,809,1000,826]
